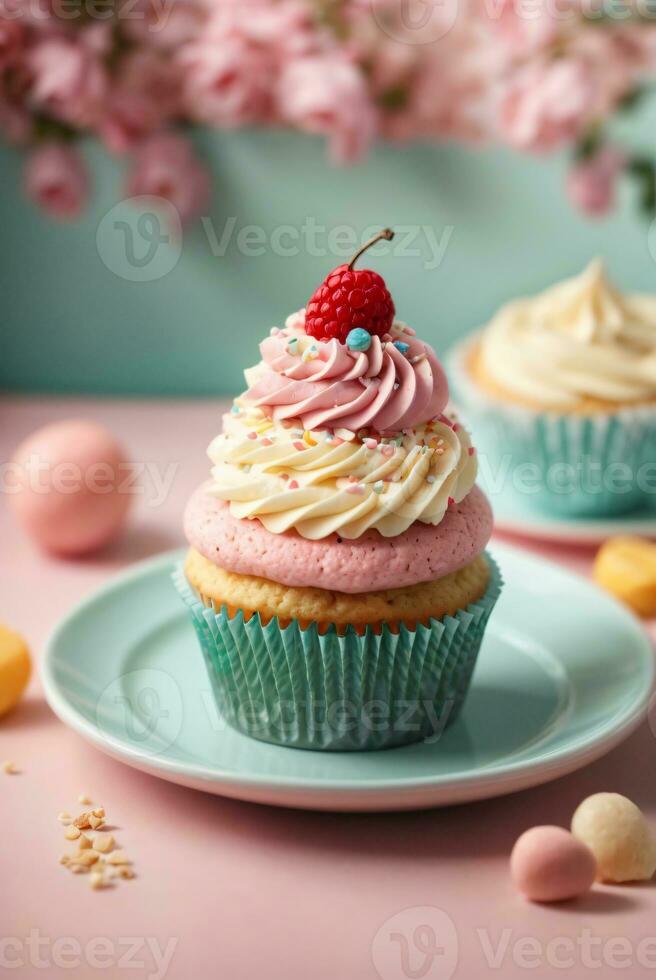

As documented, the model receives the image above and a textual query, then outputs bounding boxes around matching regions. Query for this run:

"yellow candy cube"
[0,624,31,717]
[593,537,656,618]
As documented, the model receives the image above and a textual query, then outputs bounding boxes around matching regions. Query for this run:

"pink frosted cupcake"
[175,230,501,750]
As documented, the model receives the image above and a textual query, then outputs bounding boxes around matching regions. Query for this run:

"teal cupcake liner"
[447,340,656,518]
[173,556,502,752]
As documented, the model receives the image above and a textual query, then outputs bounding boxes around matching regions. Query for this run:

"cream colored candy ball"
[572,793,656,883]
[0,625,31,718]
[510,826,597,902]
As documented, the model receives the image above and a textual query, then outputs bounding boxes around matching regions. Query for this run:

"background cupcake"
[448,260,656,517]
[176,232,501,751]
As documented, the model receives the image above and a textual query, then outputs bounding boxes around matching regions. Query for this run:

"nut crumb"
[57,800,135,887]
[2,761,18,775]
[106,850,130,866]
[69,851,98,869]
[94,833,114,854]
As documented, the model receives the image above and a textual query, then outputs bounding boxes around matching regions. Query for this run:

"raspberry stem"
[347,228,395,270]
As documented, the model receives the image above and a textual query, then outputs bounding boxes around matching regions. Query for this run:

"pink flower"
[481,0,562,54]
[119,0,207,50]
[179,33,273,125]
[125,132,210,224]
[79,22,113,57]
[566,146,625,217]
[0,18,23,70]
[177,1,320,126]
[499,58,596,152]
[99,51,181,154]
[28,37,107,127]
[277,55,377,163]
[24,142,89,220]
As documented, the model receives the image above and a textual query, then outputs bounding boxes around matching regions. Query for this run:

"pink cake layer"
[184,482,493,594]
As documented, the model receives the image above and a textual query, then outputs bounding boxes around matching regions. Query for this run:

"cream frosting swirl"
[207,404,477,539]
[479,260,656,408]
[242,310,449,433]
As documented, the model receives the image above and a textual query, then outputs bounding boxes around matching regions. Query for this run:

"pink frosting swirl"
[243,312,449,433]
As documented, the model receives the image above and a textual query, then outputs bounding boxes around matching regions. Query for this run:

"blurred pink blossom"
[178,32,273,124]
[499,58,596,152]
[177,0,319,126]
[125,132,210,223]
[2,0,656,224]
[277,55,377,162]
[481,0,563,53]
[119,0,207,50]
[566,145,626,216]
[0,18,23,69]
[28,37,107,127]
[24,142,89,219]
[99,50,181,153]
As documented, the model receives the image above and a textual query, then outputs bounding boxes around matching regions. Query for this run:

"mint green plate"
[478,470,656,546]
[42,544,654,812]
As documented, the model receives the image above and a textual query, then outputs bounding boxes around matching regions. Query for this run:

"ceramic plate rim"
[488,490,656,545]
[42,545,655,801]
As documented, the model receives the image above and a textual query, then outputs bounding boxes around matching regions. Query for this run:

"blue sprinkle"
[393,341,410,355]
[230,404,241,415]
[346,328,372,352]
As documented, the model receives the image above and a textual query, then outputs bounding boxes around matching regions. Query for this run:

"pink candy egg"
[8,420,132,556]
[510,826,597,903]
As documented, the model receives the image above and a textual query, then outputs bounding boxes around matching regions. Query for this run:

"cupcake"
[175,230,501,751]
[448,260,656,517]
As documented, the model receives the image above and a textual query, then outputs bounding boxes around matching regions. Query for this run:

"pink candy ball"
[8,420,132,557]
[510,826,597,903]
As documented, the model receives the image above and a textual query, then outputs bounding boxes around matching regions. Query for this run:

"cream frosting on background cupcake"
[448,260,656,517]
[175,230,501,750]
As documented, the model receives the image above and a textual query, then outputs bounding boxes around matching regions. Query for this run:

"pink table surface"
[2,395,656,980]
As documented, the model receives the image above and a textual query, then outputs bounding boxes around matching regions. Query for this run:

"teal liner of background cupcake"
[447,341,656,518]
[173,557,502,752]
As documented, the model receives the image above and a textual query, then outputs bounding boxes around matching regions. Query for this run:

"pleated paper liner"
[173,555,502,752]
[447,341,656,518]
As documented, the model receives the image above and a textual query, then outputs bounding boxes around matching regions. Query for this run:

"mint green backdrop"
[2,112,655,397]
